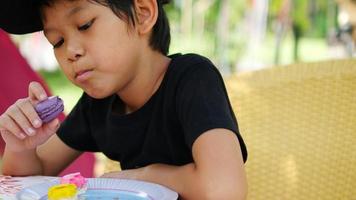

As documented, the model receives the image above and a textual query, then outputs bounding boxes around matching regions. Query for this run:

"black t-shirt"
[57,53,247,170]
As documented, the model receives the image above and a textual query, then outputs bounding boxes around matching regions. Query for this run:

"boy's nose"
[66,42,85,62]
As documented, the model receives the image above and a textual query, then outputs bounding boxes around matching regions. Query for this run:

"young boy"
[0,0,247,199]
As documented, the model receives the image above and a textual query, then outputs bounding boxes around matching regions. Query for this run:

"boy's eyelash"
[78,19,95,31]
[53,39,64,49]
[52,19,95,49]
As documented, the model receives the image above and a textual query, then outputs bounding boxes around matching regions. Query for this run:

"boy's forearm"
[140,163,245,200]
[2,148,43,176]
[102,163,245,200]
[140,163,197,199]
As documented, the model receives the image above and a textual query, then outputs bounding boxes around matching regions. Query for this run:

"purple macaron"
[35,96,64,123]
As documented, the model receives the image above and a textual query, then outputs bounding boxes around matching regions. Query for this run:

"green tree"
[269,0,330,62]
[167,0,247,72]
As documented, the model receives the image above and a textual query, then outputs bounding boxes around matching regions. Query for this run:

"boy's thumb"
[47,118,60,132]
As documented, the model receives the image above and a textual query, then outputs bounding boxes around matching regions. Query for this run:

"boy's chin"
[85,89,113,99]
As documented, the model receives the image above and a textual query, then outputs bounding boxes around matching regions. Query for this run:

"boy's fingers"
[28,81,47,104]
[16,98,42,128]
[0,114,26,140]
[6,103,35,137]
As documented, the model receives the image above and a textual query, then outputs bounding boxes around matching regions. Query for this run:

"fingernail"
[40,94,47,100]
[19,133,26,139]
[27,128,36,136]
[33,119,41,128]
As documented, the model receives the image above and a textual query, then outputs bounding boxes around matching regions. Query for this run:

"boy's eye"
[53,39,64,49]
[78,19,95,31]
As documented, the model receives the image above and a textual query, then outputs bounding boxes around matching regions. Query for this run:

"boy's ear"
[134,0,158,35]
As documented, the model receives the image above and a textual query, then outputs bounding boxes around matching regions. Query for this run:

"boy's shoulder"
[171,53,213,66]
[166,53,224,87]
[169,53,218,74]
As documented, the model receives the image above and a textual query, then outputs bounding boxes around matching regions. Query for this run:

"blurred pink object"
[0,29,95,177]
[60,172,87,189]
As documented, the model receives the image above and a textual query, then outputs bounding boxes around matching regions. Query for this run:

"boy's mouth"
[75,69,93,82]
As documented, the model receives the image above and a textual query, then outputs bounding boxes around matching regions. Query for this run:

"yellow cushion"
[226,59,356,200]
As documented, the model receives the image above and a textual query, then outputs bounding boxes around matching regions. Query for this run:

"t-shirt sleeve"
[57,93,99,152]
[176,60,247,160]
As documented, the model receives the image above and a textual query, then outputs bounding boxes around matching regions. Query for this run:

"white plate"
[16,178,178,200]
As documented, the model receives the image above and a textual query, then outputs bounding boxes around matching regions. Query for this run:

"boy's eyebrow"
[66,5,86,18]
[43,5,88,35]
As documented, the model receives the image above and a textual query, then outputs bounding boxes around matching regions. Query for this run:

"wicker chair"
[226,59,356,200]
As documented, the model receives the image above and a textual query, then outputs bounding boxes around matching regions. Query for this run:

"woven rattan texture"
[226,59,356,200]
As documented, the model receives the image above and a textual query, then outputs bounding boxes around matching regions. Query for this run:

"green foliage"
[164,3,180,23]
[268,0,330,37]
[204,1,220,33]
[269,0,284,18]
[229,0,247,29]
[292,0,310,33]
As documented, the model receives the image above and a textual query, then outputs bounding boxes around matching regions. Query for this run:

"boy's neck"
[117,50,171,113]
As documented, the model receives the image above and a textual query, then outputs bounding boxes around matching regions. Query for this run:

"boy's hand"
[0,82,60,152]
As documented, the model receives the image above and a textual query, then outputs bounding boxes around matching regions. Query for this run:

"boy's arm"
[37,134,82,175]
[2,134,81,176]
[2,148,43,176]
[102,128,247,200]
[1,82,82,176]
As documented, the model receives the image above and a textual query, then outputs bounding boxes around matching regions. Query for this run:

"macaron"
[60,172,88,195]
[35,96,64,123]
[60,172,87,189]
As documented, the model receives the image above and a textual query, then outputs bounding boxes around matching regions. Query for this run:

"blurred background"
[1,0,356,176]
[5,0,356,112]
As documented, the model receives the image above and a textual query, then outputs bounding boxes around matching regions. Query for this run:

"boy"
[0,0,247,199]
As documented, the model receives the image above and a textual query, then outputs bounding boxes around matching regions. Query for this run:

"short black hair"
[39,0,171,55]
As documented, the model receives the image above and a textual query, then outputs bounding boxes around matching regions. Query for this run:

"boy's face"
[42,0,145,98]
